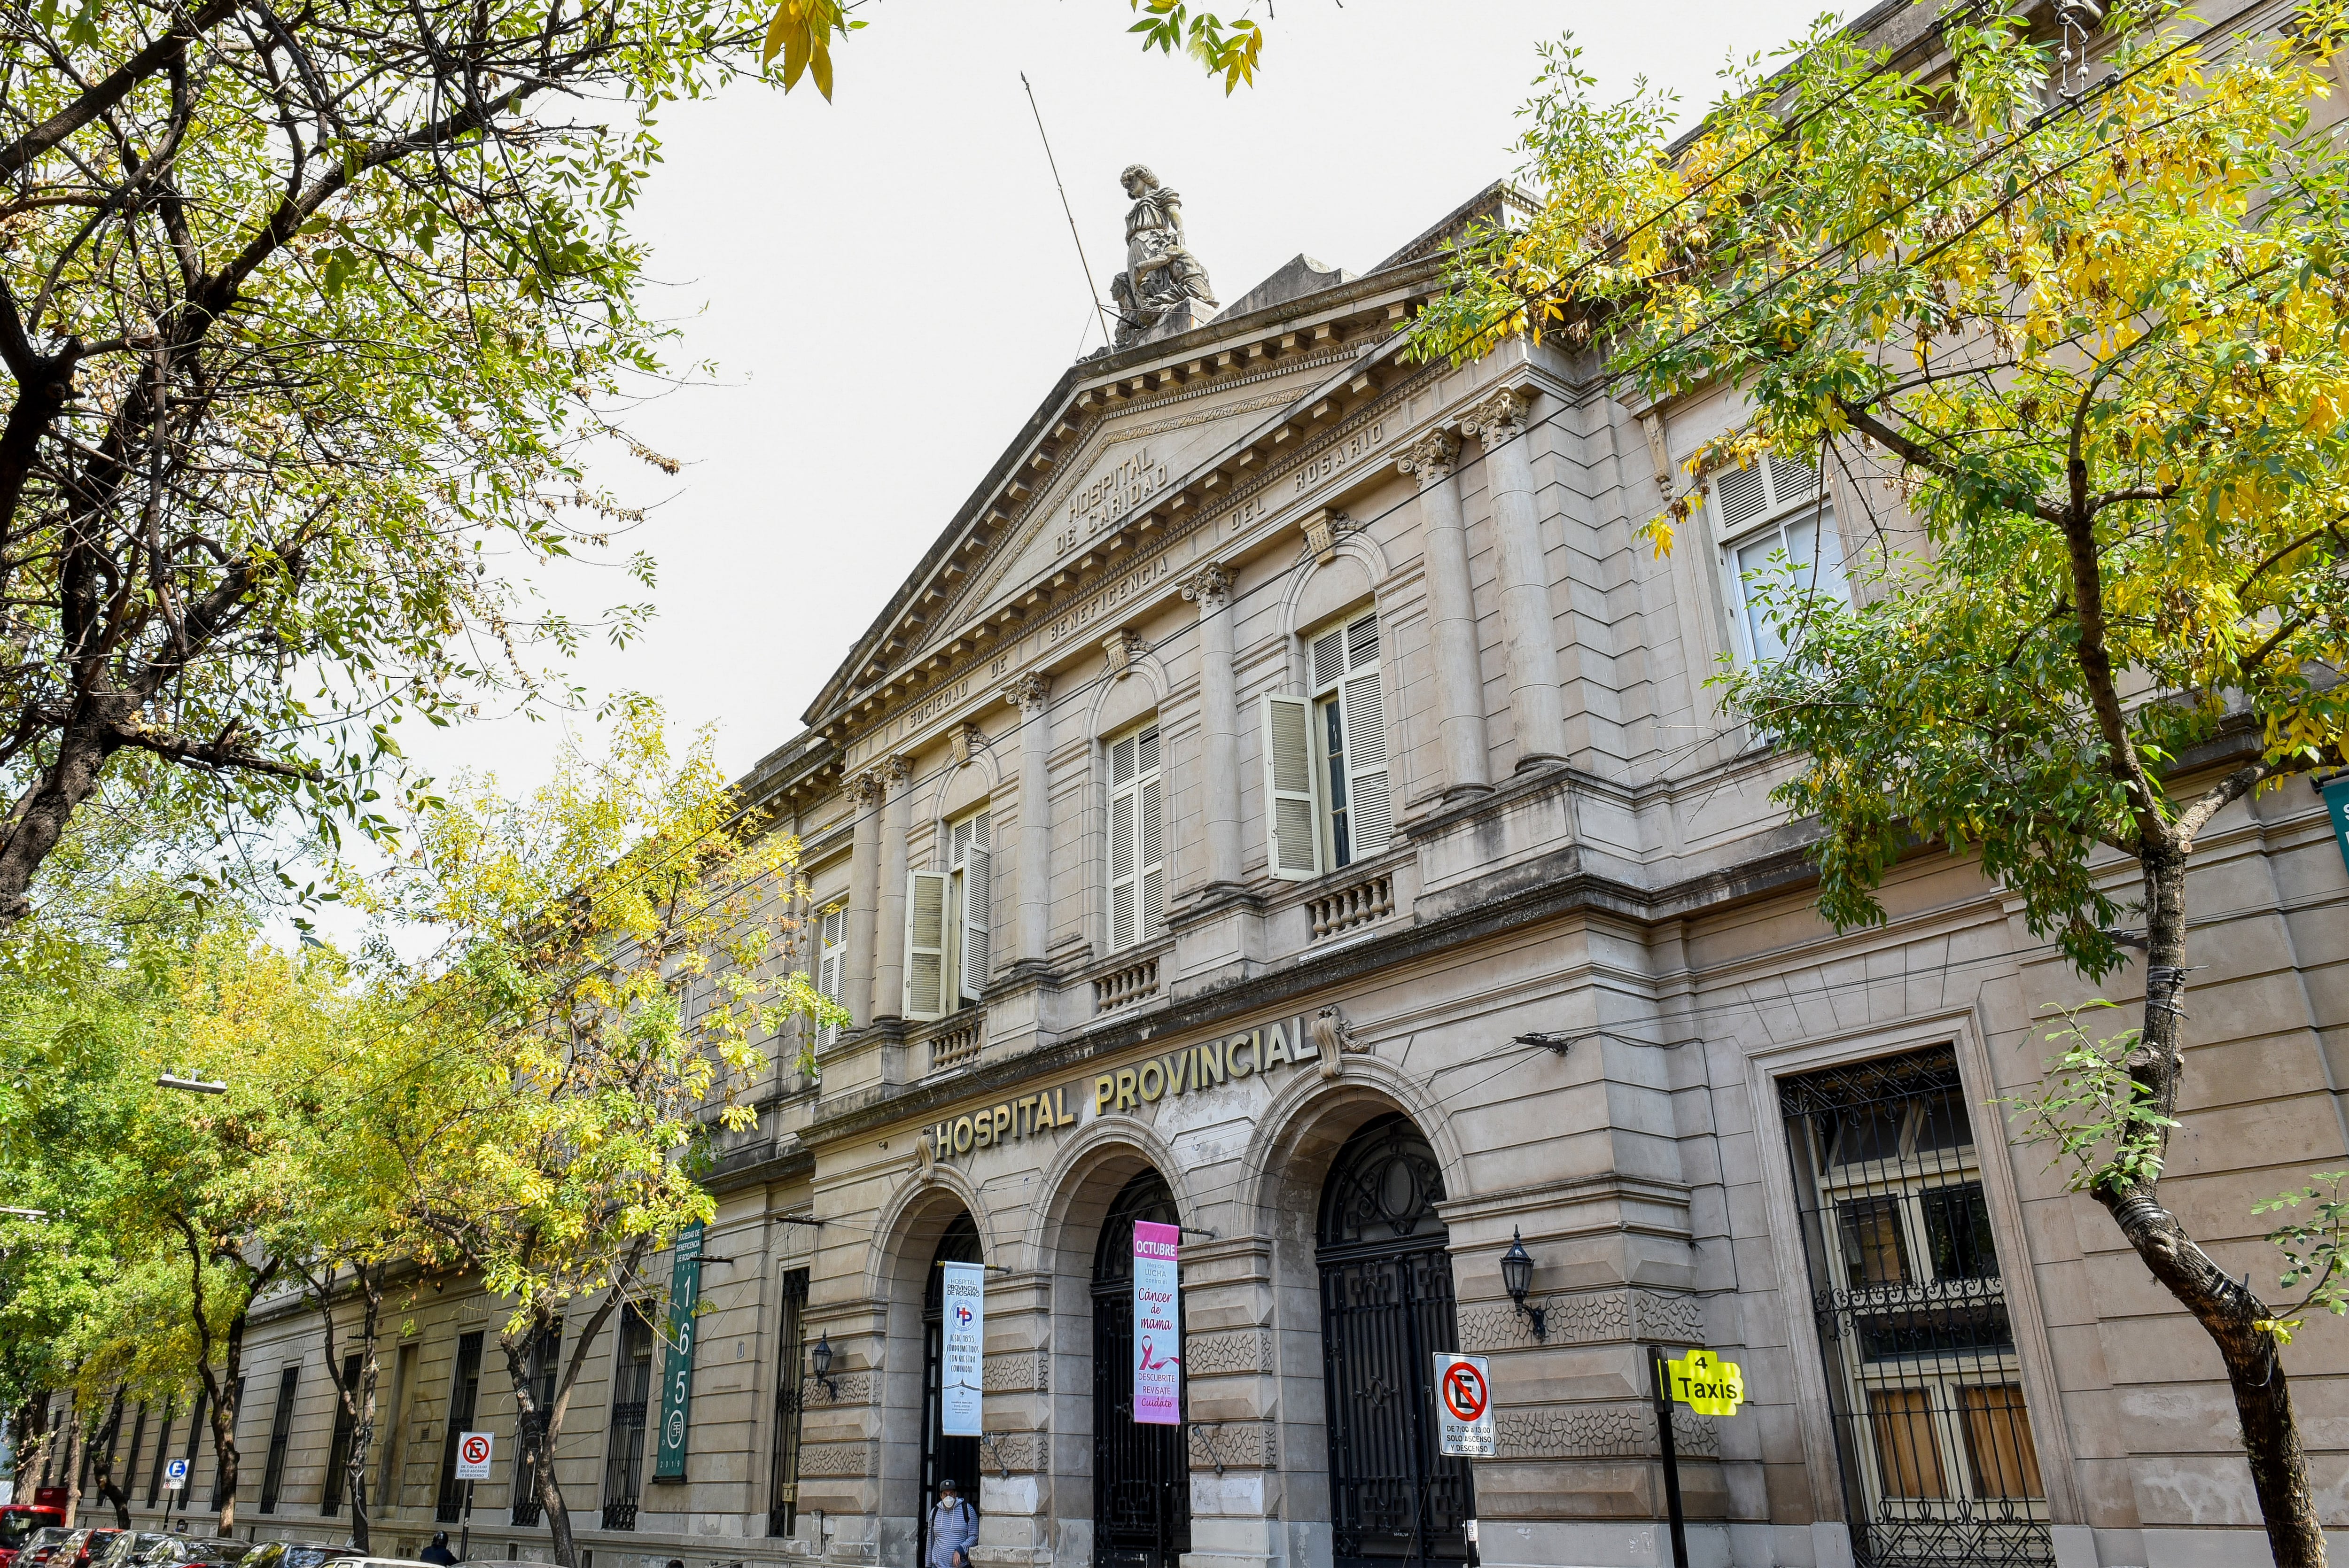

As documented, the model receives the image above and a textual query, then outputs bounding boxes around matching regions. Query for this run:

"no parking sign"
[1433,1352,1494,1458]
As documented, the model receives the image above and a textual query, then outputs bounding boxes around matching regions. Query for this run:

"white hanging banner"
[940,1262,986,1437]
[1132,1221,1182,1425]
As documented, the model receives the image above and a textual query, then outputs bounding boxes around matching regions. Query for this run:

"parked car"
[0,1519,67,1568]
[51,1529,124,1568]
[124,1539,246,1568]
[88,1534,170,1568]
[235,1545,359,1568]
[17,1528,98,1568]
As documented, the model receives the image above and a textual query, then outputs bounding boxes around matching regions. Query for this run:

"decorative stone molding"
[1313,1004,1369,1081]
[980,1433,1047,1474]
[1189,1419,1276,1473]
[1461,387,1529,443]
[1101,628,1145,678]
[1397,427,1459,483]
[982,1351,1051,1394]
[881,754,915,787]
[1301,507,1356,564]
[950,722,986,766]
[1178,562,1231,609]
[1455,1288,1703,1352]
[797,1439,879,1477]
[849,769,887,806]
[1493,1404,1718,1460]
[805,1372,875,1405]
[1183,1329,1273,1377]
[1001,673,1050,714]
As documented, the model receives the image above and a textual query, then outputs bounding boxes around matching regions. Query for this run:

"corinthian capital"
[881,753,915,786]
[848,769,888,806]
[1002,673,1051,714]
[1179,562,1232,609]
[1462,387,1529,443]
[1397,427,1459,483]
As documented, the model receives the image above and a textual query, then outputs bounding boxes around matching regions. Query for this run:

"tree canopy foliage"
[1414,5,2349,1563]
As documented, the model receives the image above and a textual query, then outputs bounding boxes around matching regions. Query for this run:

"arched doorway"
[1318,1113,1474,1568]
[1091,1169,1190,1568]
[921,1212,984,1568]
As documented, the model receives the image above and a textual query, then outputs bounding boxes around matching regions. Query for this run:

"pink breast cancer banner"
[1132,1220,1182,1425]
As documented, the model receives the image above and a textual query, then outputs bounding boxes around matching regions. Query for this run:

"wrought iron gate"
[1317,1114,1473,1568]
[1779,1048,2053,1568]
[921,1213,985,1568]
[1092,1170,1190,1568]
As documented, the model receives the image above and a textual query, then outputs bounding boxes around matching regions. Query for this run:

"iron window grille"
[1779,1047,2053,1568]
[600,1306,655,1531]
[768,1270,810,1538]
[321,1354,361,1515]
[434,1333,484,1524]
[258,1366,300,1514]
[512,1322,562,1527]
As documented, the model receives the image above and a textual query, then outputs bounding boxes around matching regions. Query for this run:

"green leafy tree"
[382,709,837,1568]
[758,0,1265,99]
[0,0,800,927]
[1416,6,2349,1563]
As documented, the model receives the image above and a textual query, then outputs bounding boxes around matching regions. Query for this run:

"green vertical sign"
[653,1222,704,1481]
[2324,774,2349,878]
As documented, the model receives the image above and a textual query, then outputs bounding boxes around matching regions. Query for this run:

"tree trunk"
[502,1280,634,1568]
[315,1264,384,1553]
[87,1390,131,1528]
[2094,845,2328,1568]
[55,1402,79,1529]
[0,690,126,926]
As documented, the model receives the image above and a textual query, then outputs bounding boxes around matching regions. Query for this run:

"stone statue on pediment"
[1113,163,1218,348]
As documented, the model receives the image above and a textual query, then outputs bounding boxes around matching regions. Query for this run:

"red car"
[0,1514,68,1568]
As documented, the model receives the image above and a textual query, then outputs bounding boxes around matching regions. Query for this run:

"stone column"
[1463,386,1569,768]
[870,754,914,1022]
[1004,674,1053,965]
[843,769,885,1029]
[1398,428,1491,796]
[1180,563,1242,892]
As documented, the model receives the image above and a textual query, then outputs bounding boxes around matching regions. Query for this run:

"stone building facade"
[79,31,2349,1568]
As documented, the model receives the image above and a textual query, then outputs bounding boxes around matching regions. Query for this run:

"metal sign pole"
[1647,1346,1688,1568]
[460,1479,474,1562]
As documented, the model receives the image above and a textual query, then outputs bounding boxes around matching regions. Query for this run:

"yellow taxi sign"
[1664,1348,1745,1416]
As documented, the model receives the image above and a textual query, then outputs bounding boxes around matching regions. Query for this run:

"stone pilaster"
[1181,562,1242,894]
[844,769,886,1030]
[1463,387,1569,769]
[1399,427,1491,798]
[1004,674,1053,967]
[871,754,914,1023]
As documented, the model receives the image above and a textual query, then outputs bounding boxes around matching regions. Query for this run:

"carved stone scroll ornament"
[1002,672,1051,714]
[950,721,986,766]
[1313,1003,1369,1080]
[1397,427,1460,485]
[1102,628,1145,678]
[881,753,915,787]
[1461,387,1529,444]
[848,768,887,807]
[1178,561,1232,610]
[1112,164,1219,349]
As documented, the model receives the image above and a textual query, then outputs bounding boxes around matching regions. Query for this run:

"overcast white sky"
[438,0,1838,794]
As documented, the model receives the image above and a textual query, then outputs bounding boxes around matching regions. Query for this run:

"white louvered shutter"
[815,906,847,1046]
[1340,669,1390,856]
[1712,461,1768,529]
[903,870,949,1021]
[1106,728,1161,951]
[1261,692,1321,880]
[958,813,991,1003]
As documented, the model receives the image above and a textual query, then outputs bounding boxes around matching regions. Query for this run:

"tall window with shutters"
[1711,450,1851,666]
[813,903,847,1048]
[1106,722,1163,952]
[905,810,990,1021]
[1261,611,1390,881]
